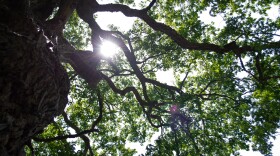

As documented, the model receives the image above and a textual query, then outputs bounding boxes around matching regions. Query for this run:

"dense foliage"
[18,0,280,155]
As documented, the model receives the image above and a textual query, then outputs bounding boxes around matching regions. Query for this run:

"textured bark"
[0,2,70,155]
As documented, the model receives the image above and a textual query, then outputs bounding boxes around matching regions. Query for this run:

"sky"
[95,2,280,156]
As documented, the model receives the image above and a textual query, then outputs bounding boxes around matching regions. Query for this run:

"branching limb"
[45,0,78,35]
[238,56,258,80]
[100,72,148,106]
[100,30,183,96]
[94,2,257,54]
[33,105,101,145]
[32,127,99,143]
[101,72,167,127]
[145,111,169,128]
[64,51,102,89]
[62,112,94,156]
[99,30,153,101]
[76,4,183,103]
[136,53,165,64]
[92,90,104,129]
[146,78,182,93]
[33,94,103,144]
[179,71,189,91]
[142,0,157,12]
[199,79,218,94]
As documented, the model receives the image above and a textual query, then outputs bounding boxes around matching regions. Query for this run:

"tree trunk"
[0,1,70,155]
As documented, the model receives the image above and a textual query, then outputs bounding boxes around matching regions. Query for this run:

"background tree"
[0,0,279,155]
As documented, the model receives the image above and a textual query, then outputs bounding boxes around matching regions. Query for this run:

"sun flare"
[100,41,119,57]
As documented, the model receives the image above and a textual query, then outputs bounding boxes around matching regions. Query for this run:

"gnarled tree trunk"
[0,1,70,155]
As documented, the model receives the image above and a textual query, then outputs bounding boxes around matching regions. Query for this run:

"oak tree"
[0,0,279,155]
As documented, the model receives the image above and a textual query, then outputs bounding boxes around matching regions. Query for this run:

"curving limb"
[62,112,94,156]
[92,2,259,54]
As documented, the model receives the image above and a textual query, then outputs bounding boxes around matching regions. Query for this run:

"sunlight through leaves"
[100,40,119,57]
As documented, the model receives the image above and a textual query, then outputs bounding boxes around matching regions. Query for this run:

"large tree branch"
[100,73,148,106]
[33,127,99,143]
[101,72,168,128]
[98,29,183,95]
[93,2,257,54]
[45,0,78,35]
[64,51,102,88]
[62,112,94,156]
[76,0,183,97]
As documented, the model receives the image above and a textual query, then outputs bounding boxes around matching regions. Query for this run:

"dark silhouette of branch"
[101,72,168,128]
[93,2,257,54]
[33,128,99,143]
[76,3,184,105]
[238,56,258,80]
[145,78,182,93]
[199,79,219,94]
[92,90,104,129]
[136,53,165,64]
[33,106,101,145]
[45,0,78,35]
[100,72,148,106]
[142,0,157,12]
[179,71,189,91]
[145,111,169,128]
[99,30,183,95]
[61,112,94,156]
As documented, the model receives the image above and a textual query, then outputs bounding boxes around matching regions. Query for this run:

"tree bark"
[0,1,70,155]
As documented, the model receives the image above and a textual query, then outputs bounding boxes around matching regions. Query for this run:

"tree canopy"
[1,0,280,155]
